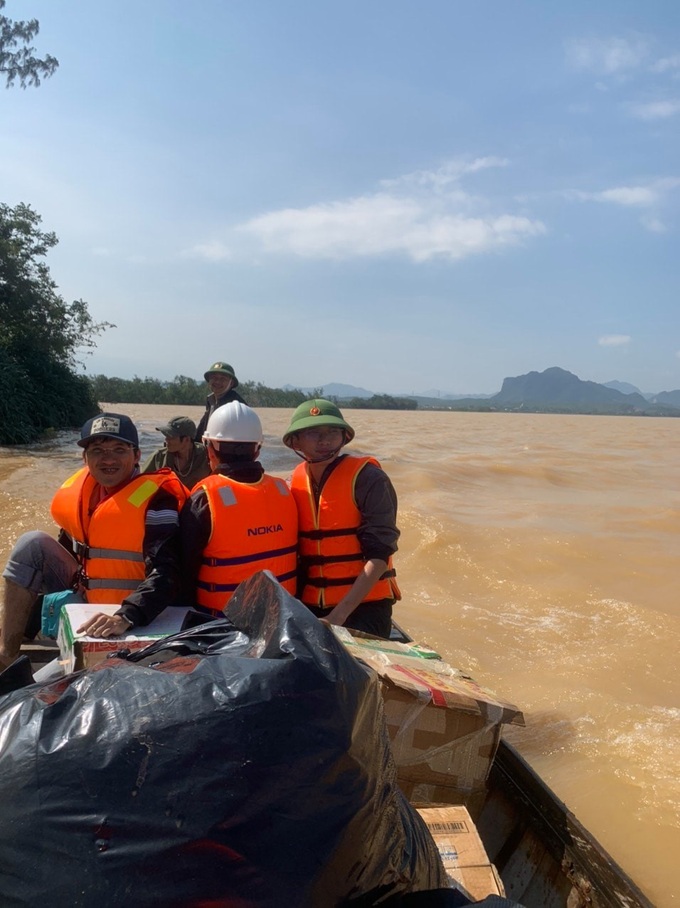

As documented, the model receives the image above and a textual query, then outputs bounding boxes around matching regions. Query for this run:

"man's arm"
[178,488,212,608]
[354,463,400,561]
[194,407,210,443]
[323,557,390,627]
[325,463,400,627]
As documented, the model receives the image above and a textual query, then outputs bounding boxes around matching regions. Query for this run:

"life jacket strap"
[201,544,297,568]
[298,527,355,541]
[198,568,297,593]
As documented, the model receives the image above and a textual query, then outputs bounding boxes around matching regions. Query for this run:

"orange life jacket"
[290,455,400,608]
[50,467,187,604]
[196,473,298,615]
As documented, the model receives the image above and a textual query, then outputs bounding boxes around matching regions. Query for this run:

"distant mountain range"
[283,382,491,400]
[489,368,651,411]
[282,369,680,416]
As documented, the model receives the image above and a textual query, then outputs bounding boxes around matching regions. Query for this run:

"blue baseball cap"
[78,413,139,448]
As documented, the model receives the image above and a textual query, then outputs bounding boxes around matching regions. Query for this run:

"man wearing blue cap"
[0,412,187,671]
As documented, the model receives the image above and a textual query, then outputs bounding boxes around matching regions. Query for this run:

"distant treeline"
[87,375,418,411]
[87,375,311,408]
[342,394,417,410]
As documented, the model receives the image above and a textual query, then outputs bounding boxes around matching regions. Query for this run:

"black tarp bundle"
[0,571,446,907]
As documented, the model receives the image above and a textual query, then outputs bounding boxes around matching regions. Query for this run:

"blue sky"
[2,0,679,394]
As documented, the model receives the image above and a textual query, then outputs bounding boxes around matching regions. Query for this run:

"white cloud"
[237,184,545,263]
[651,55,680,74]
[598,335,631,347]
[641,215,667,233]
[566,36,649,74]
[380,156,509,192]
[567,178,680,209]
[184,241,233,262]
[567,179,680,234]
[629,99,680,119]
[598,186,659,206]
[183,158,545,264]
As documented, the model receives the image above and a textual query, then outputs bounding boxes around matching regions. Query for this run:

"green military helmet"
[203,361,239,387]
[283,399,355,448]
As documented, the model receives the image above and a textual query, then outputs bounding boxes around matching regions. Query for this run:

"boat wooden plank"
[499,827,549,902]
[493,824,581,908]
[475,784,523,861]
[521,849,575,908]
[21,639,59,667]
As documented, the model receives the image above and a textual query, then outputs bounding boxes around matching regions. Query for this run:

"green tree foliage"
[0,0,58,88]
[89,374,205,405]
[0,203,108,443]
[0,205,109,367]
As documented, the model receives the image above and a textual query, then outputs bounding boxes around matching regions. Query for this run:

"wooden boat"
[386,622,654,908]
[16,622,654,907]
[477,738,652,907]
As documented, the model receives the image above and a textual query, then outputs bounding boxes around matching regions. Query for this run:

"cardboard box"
[333,628,524,807]
[58,603,192,672]
[417,805,505,900]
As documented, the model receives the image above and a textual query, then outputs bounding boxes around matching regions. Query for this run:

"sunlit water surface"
[1,405,678,905]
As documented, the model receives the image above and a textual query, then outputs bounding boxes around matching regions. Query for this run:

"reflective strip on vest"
[218,485,238,507]
[87,547,144,562]
[127,480,164,508]
[84,578,142,591]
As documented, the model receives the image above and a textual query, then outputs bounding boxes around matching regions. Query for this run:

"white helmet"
[203,402,263,445]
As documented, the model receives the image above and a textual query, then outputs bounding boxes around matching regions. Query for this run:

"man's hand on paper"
[76,612,132,638]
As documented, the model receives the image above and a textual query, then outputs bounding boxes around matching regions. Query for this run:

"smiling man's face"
[207,373,233,397]
[83,438,140,488]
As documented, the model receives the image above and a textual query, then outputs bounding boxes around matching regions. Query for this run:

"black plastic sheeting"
[0,571,447,908]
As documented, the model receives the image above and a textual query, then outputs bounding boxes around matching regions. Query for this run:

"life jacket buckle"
[72,540,90,560]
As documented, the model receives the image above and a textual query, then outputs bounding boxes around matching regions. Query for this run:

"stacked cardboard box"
[417,805,505,900]
[333,628,524,810]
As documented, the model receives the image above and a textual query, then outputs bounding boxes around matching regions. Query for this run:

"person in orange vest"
[283,399,400,639]
[180,401,298,616]
[0,413,187,671]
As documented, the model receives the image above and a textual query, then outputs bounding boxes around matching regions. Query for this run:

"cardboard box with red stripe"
[333,629,524,811]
